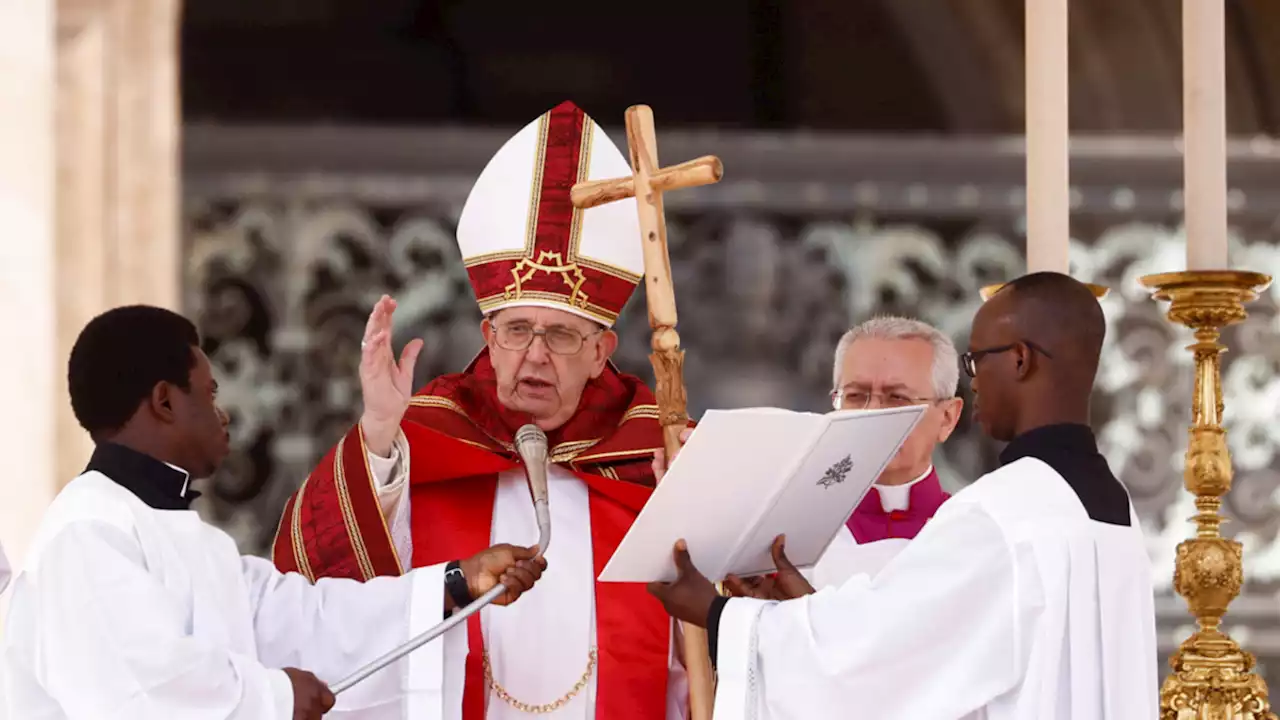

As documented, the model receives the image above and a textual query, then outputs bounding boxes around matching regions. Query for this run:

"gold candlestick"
[978,281,1109,301]
[1140,270,1275,720]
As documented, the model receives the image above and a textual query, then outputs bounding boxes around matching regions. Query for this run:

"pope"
[274,101,693,719]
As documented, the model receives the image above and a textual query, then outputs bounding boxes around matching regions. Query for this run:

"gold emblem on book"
[505,251,590,309]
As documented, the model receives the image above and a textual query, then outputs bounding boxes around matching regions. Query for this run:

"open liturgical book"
[598,405,927,583]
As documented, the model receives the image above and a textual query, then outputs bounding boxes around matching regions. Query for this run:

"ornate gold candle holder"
[1140,269,1275,720]
[978,281,1110,301]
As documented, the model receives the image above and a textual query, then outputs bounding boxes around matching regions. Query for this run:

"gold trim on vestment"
[405,393,661,464]
[573,446,663,464]
[407,395,514,453]
[358,425,404,575]
[551,438,600,455]
[409,395,471,418]
[620,405,660,422]
[288,474,316,583]
[333,436,377,581]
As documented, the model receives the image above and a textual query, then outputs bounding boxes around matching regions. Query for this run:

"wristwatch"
[444,560,474,610]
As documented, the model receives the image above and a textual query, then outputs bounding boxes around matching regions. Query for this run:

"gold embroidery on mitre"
[476,291,618,326]
[504,250,591,309]
[568,116,594,261]
[521,115,551,257]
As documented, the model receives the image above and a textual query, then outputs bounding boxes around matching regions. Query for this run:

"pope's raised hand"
[650,427,694,482]
[359,295,424,457]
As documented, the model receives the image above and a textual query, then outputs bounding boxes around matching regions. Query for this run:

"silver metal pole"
[334,426,551,696]
[331,583,508,695]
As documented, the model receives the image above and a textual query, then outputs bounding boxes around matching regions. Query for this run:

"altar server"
[650,272,1158,719]
[1,306,545,719]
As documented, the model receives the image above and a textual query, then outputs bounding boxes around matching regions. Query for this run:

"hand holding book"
[722,535,815,601]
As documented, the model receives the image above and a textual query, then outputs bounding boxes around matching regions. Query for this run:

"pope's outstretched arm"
[271,295,420,579]
[651,503,1028,719]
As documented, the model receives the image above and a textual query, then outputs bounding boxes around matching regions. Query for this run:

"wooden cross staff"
[571,105,722,720]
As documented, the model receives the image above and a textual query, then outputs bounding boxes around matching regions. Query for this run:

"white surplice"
[371,432,688,720]
[804,531,907,590]
[1,471,447,719]
[714,456,1158,720]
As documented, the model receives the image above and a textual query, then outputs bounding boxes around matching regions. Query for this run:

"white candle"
[1183,0,1229,270]
[1025,0,1071,275]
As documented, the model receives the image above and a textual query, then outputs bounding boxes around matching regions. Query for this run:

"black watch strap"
[444,560,474,610]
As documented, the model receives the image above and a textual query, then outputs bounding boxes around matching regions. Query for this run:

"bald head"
[966,272,1105,441]
[998,272,1105,379]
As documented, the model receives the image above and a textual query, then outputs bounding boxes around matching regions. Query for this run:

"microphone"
[331,423,552,696]
[515,424,551,557]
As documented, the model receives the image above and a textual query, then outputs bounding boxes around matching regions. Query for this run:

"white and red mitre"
[456,101,644,327]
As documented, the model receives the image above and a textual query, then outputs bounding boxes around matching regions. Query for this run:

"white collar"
[164,461,193,498]
[874,465,934,513]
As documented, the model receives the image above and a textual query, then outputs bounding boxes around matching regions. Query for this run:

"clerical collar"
[85,442,199,511]
[873,465,934,513]
[999,423,1130,526]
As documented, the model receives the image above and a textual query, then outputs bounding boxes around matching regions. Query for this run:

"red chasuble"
[272,350,676,719]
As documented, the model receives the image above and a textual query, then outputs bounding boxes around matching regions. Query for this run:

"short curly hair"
[68,305,201,437]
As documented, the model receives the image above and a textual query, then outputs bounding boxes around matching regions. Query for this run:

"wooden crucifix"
[571,105,722,720]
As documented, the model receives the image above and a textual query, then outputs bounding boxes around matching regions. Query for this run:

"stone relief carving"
[183,145,1280,684]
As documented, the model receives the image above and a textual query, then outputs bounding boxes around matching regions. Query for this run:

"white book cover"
[597,405,926,583]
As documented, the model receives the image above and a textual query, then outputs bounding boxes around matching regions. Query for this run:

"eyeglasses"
[960,341,1053,378]
[830,389,940,410]
[494,322,602,355]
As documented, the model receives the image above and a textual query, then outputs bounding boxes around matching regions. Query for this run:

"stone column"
[0,0,182,611]
[54,0,183,485]
[0,0,57,614]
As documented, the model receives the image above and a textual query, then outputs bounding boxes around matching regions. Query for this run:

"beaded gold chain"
[483,648,598,714]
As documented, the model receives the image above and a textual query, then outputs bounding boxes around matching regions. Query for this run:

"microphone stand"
[332,583,508,694]
[331,424,550,696]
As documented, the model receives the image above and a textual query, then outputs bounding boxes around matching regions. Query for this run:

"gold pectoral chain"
[483,648,597,714]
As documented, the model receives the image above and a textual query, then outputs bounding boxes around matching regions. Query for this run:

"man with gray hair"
[831,315,963,543]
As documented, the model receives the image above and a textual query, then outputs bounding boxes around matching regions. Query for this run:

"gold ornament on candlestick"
[1139,269,1276,720]
[571,104,722,720]
[979,281,1110,301]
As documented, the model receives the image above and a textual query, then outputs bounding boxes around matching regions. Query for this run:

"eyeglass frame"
[829,387,946,411]
[492,320,604,356]
[959,340,1053,378]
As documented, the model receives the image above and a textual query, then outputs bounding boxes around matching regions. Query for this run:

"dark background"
[180,0,1280,134]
